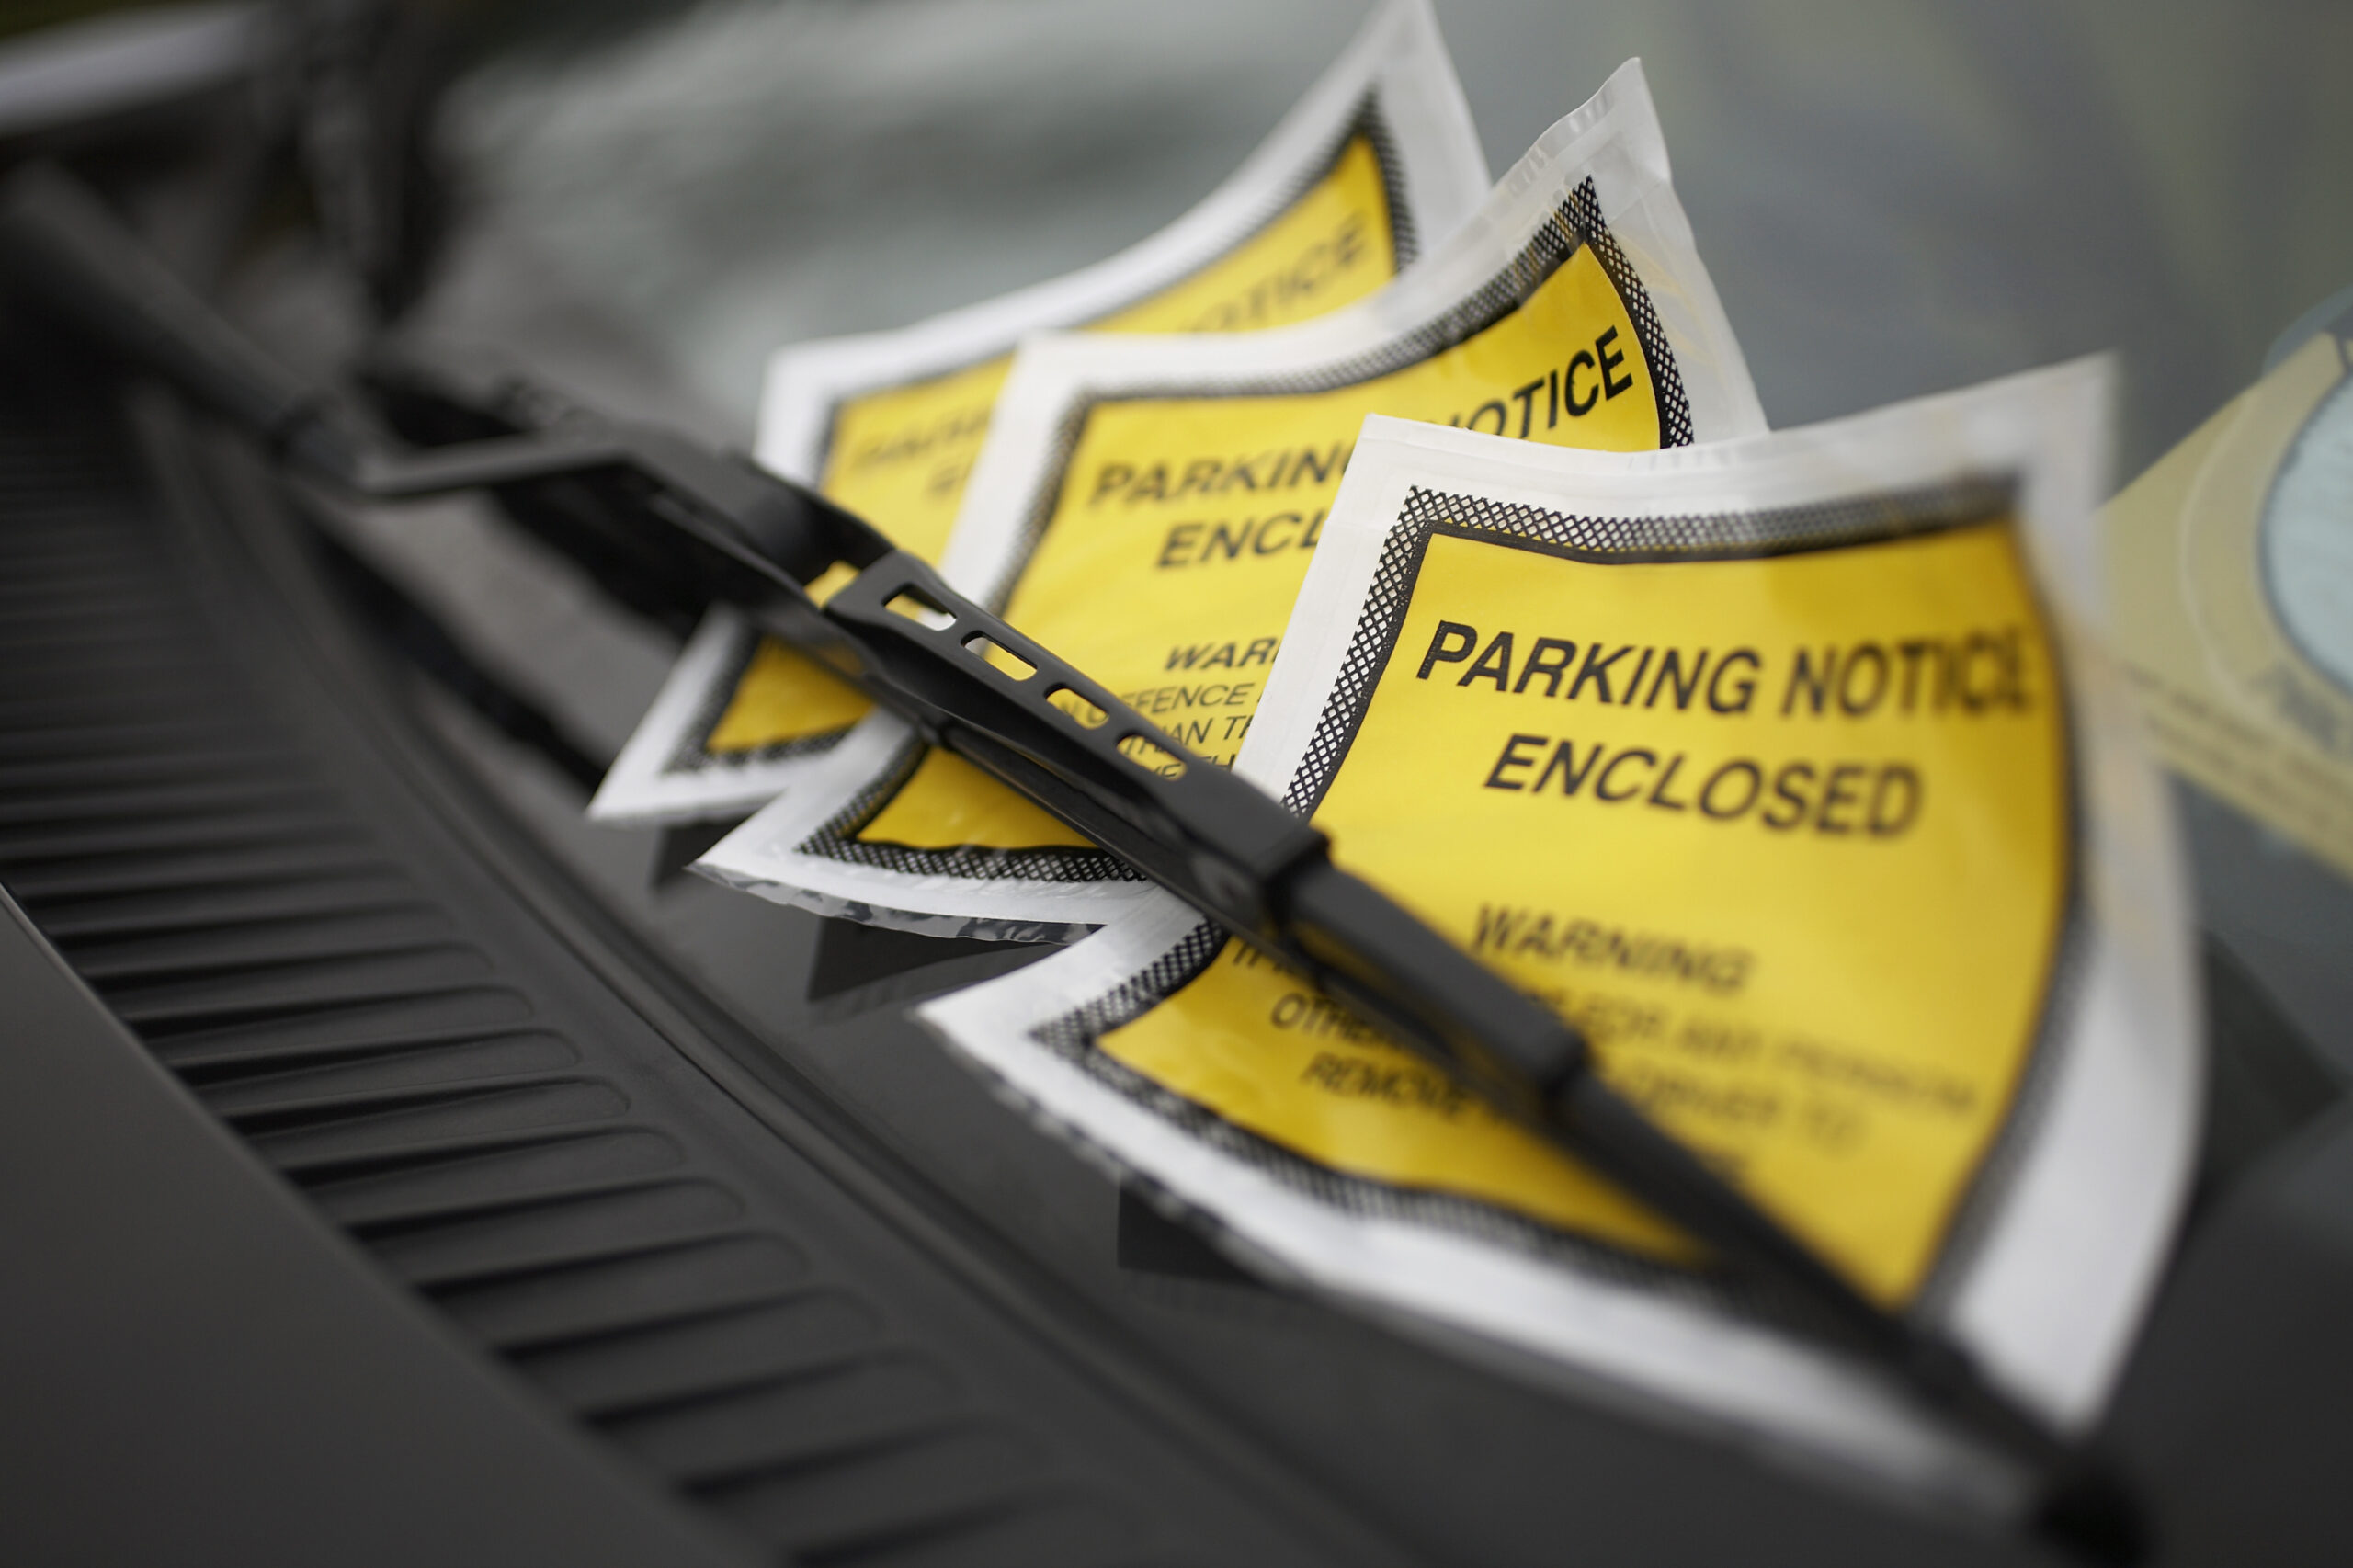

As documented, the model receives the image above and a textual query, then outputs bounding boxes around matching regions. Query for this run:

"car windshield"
[370,0,2353,1082]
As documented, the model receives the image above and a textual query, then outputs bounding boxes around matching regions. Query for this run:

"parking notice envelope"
[920,374,2200,1503]
[590,0,1488,825]
[2105,294,2353,881]
[699,59,1766,939]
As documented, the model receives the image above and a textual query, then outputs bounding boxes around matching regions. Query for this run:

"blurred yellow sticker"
[2106,324,2353,880]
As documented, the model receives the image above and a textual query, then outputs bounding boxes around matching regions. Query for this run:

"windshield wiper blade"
[0,161,2134,1546]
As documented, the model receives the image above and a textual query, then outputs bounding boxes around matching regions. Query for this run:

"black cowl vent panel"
[0,366,1348,1567]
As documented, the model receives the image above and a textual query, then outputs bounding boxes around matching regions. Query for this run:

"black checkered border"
[1358,96,1419,271]
[1567,179,1692,449]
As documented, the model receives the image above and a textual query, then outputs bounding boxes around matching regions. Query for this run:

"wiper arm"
[0,162,2131,1543]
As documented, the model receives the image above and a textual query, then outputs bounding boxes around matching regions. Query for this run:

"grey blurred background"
[415,0,2353,483]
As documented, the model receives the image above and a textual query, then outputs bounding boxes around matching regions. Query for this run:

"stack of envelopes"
[588,0,2203,1517]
